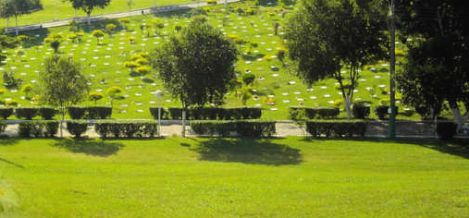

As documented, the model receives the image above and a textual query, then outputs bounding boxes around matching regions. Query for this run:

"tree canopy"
[68,0,111,24]
[0,0,43,34]
[396,0,469,127]
[285,0,388,118]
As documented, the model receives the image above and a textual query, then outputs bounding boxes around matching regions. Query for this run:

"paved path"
[3,120,468,139]
[5,0,240,34]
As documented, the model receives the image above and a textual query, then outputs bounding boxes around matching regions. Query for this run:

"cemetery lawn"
[1,1,422,121]
[0,0,192,27]
[1,137,469,217]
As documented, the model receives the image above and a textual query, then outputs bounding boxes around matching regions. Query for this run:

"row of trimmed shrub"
[289,106,400,120]
[0,107,59,120]
[306,121,367,138]
[0,107,113,120]
[95,121,158,138]
[68,107,112,120]
[18,121,60,138]
[289,107,341,120]
[150,107,262,120]
[190,120,276,137]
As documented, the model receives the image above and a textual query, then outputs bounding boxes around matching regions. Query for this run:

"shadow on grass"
[302,137,469,159]
[53,139,124,157]
[0,137,19,146]
[189,138,302,165]
[0,157,25,169]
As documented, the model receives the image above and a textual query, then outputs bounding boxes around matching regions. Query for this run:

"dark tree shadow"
[189,138,302,165]
[0,157,25,169]
[17,28,50,48]
[0,137,20,146]
[302,137,469,159]
[53,139,124,157]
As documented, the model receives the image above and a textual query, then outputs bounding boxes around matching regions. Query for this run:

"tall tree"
[285,0,387,118]
[396,0,469,129]
[40,55,88,137]
[68,0,111,25]
[151,17,238,137]
[0,0,43,35]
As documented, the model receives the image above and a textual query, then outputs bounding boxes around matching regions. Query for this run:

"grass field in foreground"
[1,137,468,217]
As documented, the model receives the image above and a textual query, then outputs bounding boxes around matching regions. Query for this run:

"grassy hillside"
[1,137,468,217]
[0,1,415,120]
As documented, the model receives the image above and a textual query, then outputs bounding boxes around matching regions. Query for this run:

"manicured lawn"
[0,0,192,27]
[1,137,468,217]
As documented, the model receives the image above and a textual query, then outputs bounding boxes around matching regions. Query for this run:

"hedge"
[149,107,262,120]
[0,108,13,120]
[68,107,113,119]
[306,121,367,138]
[66,121,89,138]
[15,108,38,120]
[289,107,340,120]
[375,106,399,120]
[436,122,457,140]
[0,122,6,134]
[95,120,158,138]
[39,107,59,120]
[18,121,59,138]
[352,103,370,119]
[190,120,276,137]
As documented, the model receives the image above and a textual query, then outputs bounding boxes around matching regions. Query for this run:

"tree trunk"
[181,109,186,137]
[450,106,465,131]
[87,13,91,25]
[60,105,65,138]
[15,15,19,35]
[344,95,353,119]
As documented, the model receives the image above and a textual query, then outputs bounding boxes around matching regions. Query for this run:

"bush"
[66,121,88,138]
[316,108,340,119]
[18,121,59,138]
[95,120,158,138]
[68,107,87,119]
[0,108,14,120]
[86,107,112,119]
[289,107,319,120]
[352,103,371,119]
[436,122,457,140]
[39,107,59,120]
[0,122,6,134]
[190,120,276,137]
[306,121,367,138]
[149,107,170,120]
[375,106,399,120]
[15,107,38,120]
[154,107,262,120]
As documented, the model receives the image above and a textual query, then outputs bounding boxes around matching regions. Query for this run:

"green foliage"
[288,107,340,120]
[0,121,5,133]
[68,106,112,119]
[40,55,88,119]
[68,0,111,18]
[18,120,59,138]
[151,17,238,108]
[68,106,87,119]
[352,102,371,119]
[285,0,387,117]
[15,107,38,120]
[38,107,59,120]
[242,73,256,86]
[66,120,88,138]
[92,30,105,45]
[190,120,276,137]
[436,122,458,140]
[88,91,104,104]
[0,108,13,119]
[306,121,367,138]
[150,107,262,120]
[95,120,158,138]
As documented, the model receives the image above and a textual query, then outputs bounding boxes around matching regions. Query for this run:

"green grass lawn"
[0,0,192,27]
[1,1,421,121]
[1,137,468,217]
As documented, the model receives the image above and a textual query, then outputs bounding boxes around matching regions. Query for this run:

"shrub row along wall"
[289,107,340,120]
[18,121,60,138]
[150,107,262,120]
[0,107,59,120]
[68,107,112,120]
[306,121,367,138]
[190,120,276,137]
[95,121,158,138]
